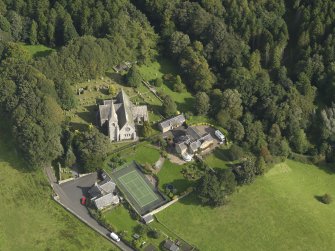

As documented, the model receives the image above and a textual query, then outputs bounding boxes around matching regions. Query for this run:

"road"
[44,166,133,251]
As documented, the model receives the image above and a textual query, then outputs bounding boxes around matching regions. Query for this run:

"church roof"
[116,89,135,129]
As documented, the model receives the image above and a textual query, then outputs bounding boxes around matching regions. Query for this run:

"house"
[98,89,149,142]
[88,179,119,210]
[142,214,154,224]
[163,240,180,251]
[175,126,214,157]
[158,114,186,133]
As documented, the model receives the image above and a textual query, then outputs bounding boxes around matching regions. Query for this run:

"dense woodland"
[1,0,335,179]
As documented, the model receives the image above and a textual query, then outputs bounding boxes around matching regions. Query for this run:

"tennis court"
[112,161,167,215]
[118,170,159,207]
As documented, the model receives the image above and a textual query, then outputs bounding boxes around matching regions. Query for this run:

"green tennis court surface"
[112,161,166,215]
[119,170,159,207]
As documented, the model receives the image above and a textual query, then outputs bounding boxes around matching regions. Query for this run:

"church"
[98,89,148,141]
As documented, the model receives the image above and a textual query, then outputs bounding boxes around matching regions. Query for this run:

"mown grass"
[120,142,161,166]
[156,160,335,251]
[104,205,138,233]
[23,44,55,58]
[157,160,192,193]
[0,120,116,251]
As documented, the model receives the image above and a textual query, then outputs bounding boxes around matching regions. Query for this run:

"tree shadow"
[176,97,195,112]
[314,195,325,204]
[34,49,54,58]
[0,117,35,172]
[105,71,124,84]
[77,185,93,196]
[314,161,335,175]
[76,104,98,125]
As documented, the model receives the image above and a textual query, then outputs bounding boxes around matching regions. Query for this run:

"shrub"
[153,78,163,87]
[321,193,332,204]
[148,229,161,239]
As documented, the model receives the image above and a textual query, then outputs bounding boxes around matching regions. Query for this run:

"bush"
[153,78,163,87]
[148,229,161,239]
[321,193,332,204]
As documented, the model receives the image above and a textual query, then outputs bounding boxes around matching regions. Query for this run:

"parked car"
[109,232,121,242]
[81,196,86,205]
[181,153,193,162]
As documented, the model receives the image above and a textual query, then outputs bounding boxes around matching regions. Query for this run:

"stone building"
[98,89,148,141]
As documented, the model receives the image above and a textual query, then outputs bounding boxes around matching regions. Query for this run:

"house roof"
[94,193,119,210]
[159,114,185,130]
[186,127,201,140]
[164,240,179,251]
[142,214,154,224]
[100,181,116,194]
[189,140,201,152]
[88,180,116,198]
[176,142,187,153]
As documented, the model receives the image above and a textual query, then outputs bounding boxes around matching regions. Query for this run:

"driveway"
[45,167,133,251]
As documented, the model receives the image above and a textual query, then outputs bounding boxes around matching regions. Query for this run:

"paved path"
[44,167,133,251]
[154,156,165,171]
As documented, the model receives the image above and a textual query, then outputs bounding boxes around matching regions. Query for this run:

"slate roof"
[94,193,119,210]
[116,89,134,129]
[159,114,186,130]
[142,214,154,224]
[98,90,148,130]
[164,240,179,251]
[132,105,149,122]
[100,181,116,194]
[186,127,201,140]
[88,180,116,197]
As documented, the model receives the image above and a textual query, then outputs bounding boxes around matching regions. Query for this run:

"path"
[154,156,165,171]
[44,166,133,251]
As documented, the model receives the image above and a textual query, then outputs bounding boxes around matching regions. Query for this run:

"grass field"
[0,121,115,251]
[122,143,161,165]
[119,170,159,207]
[23,44,55,58]
[157,160,192,193]
[156,160,335,251]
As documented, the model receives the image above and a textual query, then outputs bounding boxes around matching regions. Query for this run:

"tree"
[217,89,243,126]
[198,169,236,207]
[173,75,186,92]
[195,92,210,115]
[162,95,177,117]
[234,156,257,185]
[141,121,152,137]
[73,128,110,173]
[126,65,142,88]
[108,84,118,96]
[55,80,76,110]
[63,147,76,168]
[169,31,191,55]
[321,193,332,204]
[227,120,245,142]
[153,78,163,87]
[290,129,309,154]
[29,20,38,45]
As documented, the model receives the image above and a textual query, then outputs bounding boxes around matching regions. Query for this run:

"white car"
[182,153,193,162]
[109,232,121,242]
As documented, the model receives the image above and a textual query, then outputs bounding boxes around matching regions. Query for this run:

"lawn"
[121,143,161,165]
[157,160,192,193]
[156,160,335,251]
[0,121,116,251]
[138,59,195,113]
[204,148,230,170]
[104,205,138,233]
[23,44,55,58]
